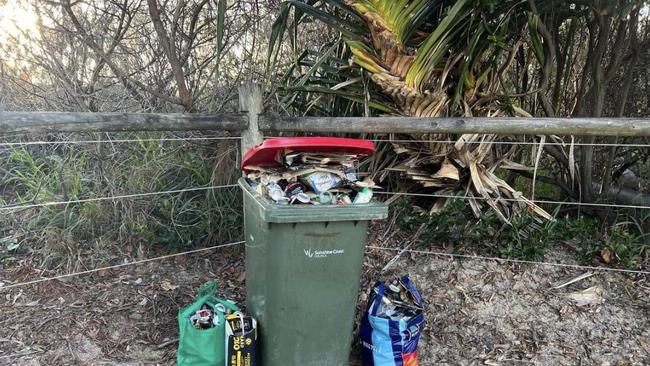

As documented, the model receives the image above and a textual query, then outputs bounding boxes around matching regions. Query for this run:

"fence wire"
[366,246,650,276]
[0,184,239,212]
[264,135,650,148]
[3,238,647,292]
[1,131,648,293]
[0,241,245,291]
[0,136,241,148]
[370,138,650,148]
[373,192,650,210]
[5,136,645,148]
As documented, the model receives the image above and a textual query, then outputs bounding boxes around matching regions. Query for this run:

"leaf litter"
[0,223,648,365]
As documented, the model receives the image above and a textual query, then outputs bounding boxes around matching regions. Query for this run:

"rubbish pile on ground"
[242,137,380,205]
[373,278,424,320]
[189,304,224,330]
[177,281,258,366]
[360,276,425,366]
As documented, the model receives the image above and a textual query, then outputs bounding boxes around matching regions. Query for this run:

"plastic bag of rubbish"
[177,281,240,366]
[359,276,425,366]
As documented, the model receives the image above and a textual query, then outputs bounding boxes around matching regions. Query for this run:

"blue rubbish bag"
[359,276,425,366]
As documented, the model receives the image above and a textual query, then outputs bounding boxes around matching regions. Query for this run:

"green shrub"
[395,196,646,269]
[0,133,243,271]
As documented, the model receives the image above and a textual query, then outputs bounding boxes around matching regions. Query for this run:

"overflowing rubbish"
[359,276,425,366]
[238,137,389,366]
[177,281,241,366]
[189,303,233,330]
[225,312,259,366]
[244,150,380,206]
[190,305,217,329]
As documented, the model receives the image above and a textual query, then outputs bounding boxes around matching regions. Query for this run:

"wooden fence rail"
[0,112,247,134]
[1,83,649,210]
[258,116,650,137]
[1,83,650,138]
[2,113,650,137]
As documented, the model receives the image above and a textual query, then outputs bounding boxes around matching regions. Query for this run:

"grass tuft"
[0,132,243,274]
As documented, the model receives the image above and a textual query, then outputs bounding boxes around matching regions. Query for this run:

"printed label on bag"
[303,248,345,258]
[361,340,386,354]
[225,314,258,366]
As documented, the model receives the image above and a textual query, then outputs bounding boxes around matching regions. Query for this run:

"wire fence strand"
[0,241,245,291]
[0,136,242,148]
[0,184,239,212]
[373,191,650,210]
[263,136,650,148]
[370,139,650,148]
[367,245,650,275]
[2,133,648,291]
[3,240,645,291]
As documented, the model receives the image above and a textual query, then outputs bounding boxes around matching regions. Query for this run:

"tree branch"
[62,0,185,107]
[527,0,557,117]
[147,0,193,111]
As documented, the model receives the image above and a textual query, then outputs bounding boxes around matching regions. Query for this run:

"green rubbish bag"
[177,281,240,366]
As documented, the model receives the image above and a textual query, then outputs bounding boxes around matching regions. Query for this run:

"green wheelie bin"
[239,176,387,366]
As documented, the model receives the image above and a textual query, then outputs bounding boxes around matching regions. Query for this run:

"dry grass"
[0,132,243,275]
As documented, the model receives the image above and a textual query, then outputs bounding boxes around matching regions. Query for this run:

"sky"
[0,0,39,45]
[0,0,42,74]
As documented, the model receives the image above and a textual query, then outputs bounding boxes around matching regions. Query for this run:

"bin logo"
[303,248,345,258]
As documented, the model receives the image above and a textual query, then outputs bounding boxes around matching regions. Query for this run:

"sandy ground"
[1,228,649,365]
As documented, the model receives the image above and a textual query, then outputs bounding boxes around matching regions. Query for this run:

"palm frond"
[266,0,576,222]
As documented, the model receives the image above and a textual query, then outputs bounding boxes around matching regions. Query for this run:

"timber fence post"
[238,82,263,159]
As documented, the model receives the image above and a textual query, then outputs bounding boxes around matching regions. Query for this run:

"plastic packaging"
[359,276,425,366]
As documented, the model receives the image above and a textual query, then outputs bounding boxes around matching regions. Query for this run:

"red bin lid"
[241,137,375,172]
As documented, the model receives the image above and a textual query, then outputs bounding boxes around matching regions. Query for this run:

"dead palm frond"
[267,0,568,222]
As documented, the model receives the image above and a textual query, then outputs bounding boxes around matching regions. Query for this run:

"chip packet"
[301,172,342,194]
[225,312,258,366]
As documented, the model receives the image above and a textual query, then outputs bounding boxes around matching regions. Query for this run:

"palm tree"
[266,0,599,223]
